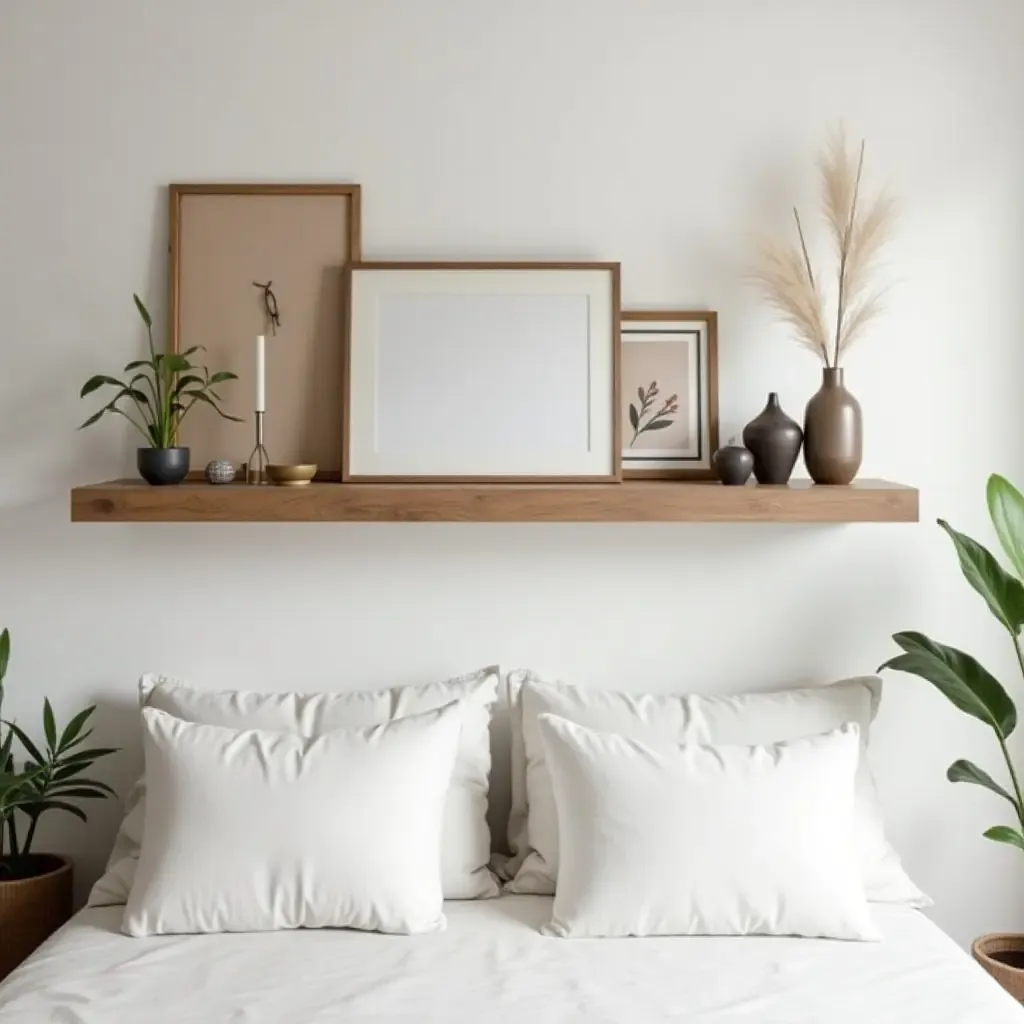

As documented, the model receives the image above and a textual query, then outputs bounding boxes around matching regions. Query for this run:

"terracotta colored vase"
[803,368,862,485]
[742,393,803,485]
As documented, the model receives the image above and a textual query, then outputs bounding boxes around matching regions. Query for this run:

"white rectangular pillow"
[505,671,926,906]
[539,714,878,940]
[91,668,499,908]
[123,704,462,936]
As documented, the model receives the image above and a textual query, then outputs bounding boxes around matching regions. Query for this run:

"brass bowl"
[266,464,317,487]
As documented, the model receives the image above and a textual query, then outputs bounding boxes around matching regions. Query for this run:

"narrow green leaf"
[32,800,88,824]
[45,786,109,800]
[57,706,95,753]
[123,359,156,373]
[988,475,1024,582]
[42,699,56,752]
[180,345,205,357]
[947,759,1017,807]
[5,721,44,764]
[207,371,238,385]
[133,293,152,328]
[55,747,118,767]
[984,825,1024,850]
[49,776,116,797]
[938,519,1024,634]
[79,375,124,398]
[59,728,93,753]
[642,419,674,431]
[628,404,639,430]
[0,628,9,682]
[78,408,108,430]
[172,375,204,395]
[879,631,1017,736]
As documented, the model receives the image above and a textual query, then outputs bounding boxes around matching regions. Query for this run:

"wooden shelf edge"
[70,479,919,524]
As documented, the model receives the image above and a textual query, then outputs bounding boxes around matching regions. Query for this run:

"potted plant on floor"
[79,294,241,485]
[0,628,118,980]
[880,474,1024,1000]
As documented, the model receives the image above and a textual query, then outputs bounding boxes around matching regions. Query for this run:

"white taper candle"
[255,335,266,412]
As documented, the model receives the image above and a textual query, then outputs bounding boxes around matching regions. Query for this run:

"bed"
[0,896,1018,1023]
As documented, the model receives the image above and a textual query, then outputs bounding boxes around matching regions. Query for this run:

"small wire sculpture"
[252,280,281,335]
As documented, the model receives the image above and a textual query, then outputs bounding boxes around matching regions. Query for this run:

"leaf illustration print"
[628,381,679,447]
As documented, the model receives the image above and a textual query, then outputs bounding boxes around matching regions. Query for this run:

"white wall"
[1,0,1022,947]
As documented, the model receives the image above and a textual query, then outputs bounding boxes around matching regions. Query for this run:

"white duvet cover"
[1,897,1017,1023]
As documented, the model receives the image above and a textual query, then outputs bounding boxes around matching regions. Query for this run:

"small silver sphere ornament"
[204,459,237,485]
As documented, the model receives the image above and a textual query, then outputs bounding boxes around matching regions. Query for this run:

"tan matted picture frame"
[169,183,362,477]
[621,310,719,480]
[343,261,621,484]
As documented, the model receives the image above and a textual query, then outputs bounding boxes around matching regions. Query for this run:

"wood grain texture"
[70,479,919,524]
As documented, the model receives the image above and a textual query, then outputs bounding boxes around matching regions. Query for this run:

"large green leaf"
[938,519,1024,633]
[988,475,1024,582]
[984,825,1024,851]
[879,631,1017,736]
[57,706,94,753]
[133,293,152,328]
[160,353,192,374]
[947,759,1017,808]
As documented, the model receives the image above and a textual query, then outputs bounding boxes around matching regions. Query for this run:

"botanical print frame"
[621,310,718,479]
[343,261,621,483]
[169,183,362,476]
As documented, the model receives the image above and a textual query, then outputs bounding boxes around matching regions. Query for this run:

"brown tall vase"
[803,368,862,485]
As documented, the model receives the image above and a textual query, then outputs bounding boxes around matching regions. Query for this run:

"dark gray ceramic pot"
[742,393,803,485]
[713,444,754,486]
[137,447,190,486]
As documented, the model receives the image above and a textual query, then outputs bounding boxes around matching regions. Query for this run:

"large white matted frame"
[343,262,621,483]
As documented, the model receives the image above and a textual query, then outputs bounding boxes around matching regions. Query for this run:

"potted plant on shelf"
[79,294,241,485]
[880,474,1024,1000]
[0,628,118,980]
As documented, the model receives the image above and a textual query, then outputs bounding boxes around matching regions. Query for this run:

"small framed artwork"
[169,183,362,476]
[343,261,621,483]
[621,310,719,479]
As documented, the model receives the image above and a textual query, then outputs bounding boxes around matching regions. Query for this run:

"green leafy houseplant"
[880,474,1024,852]
[79,294,241,448]
[0,629,118,879]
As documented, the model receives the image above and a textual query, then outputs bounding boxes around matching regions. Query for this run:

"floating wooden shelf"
[70,479,918,524]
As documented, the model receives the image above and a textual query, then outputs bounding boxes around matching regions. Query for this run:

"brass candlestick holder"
[246,411,270,485]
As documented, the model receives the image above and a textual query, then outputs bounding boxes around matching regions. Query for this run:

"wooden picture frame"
[169,183,362,477]
[621,310,719,480]
[343,261,621,484]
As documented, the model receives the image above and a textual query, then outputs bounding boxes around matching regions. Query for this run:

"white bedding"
[0,897,1018,1023]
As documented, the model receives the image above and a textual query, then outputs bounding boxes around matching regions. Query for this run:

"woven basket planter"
[0,855,73,981]
[973,933,1024,1002]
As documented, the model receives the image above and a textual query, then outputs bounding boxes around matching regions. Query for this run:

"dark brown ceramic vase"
[803,368,862,485]
[742,393,803,485]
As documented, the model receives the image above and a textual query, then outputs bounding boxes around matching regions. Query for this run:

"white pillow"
[123,704,461,936]
[505,672,926,906]
[91,668,499,908]
[539,714,879,941]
